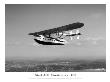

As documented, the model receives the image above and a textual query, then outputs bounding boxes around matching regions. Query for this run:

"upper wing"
[29,22,84,36]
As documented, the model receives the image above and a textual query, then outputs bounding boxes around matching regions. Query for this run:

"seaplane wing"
[28,22,84,45]
[28,22,84,37]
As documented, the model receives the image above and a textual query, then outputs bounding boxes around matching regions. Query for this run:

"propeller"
[70,31,73,34]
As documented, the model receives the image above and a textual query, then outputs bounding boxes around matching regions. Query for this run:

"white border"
[4,0,107,4]
[1,0,110,82]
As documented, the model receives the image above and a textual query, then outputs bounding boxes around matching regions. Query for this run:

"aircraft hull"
[34,39,64,45]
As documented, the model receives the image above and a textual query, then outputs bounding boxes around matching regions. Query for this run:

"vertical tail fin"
[76,30,80,39]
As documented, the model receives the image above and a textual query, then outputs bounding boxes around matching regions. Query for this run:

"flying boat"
[28,22,84,45]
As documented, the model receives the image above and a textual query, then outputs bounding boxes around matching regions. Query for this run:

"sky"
[5,4,106,61]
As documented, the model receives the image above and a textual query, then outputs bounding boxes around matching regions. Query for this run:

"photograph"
[5,4,106,72]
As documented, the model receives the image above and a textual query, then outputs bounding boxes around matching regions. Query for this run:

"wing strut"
[58,32,64,38]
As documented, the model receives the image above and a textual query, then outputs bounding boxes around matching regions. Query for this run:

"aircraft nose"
[28,33,34,35]
[28,33,40,37]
